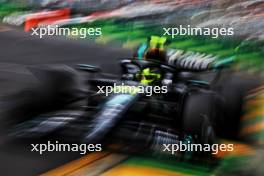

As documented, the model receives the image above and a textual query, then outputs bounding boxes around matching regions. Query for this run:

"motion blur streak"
[24,8,71,31]
[41,152,109,176]
[42,152,129,176]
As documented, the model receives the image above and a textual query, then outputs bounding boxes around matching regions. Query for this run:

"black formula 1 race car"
[1,39,260,158]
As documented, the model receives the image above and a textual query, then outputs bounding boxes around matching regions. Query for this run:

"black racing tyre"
[212,69,262,139]
[1,65,88,127]
[182,91,217,144]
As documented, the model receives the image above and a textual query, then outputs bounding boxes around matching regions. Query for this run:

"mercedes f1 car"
[3,36,257,158]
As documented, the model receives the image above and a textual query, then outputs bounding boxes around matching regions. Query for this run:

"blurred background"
[0,0,264,176]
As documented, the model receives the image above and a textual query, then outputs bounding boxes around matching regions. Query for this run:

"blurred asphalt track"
[0,25,131,176]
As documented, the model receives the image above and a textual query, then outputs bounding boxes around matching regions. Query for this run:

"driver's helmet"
[135,36,167,63]
[134,36,167,85]
[136,67,161,85]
